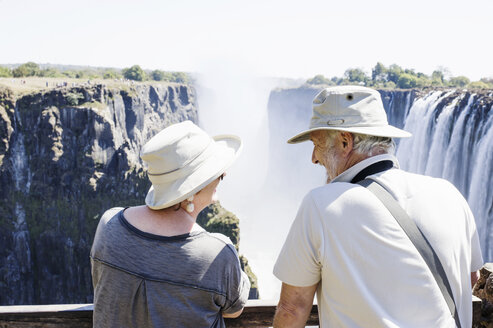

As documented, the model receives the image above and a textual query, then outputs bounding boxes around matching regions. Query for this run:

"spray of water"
[195,60,325,299]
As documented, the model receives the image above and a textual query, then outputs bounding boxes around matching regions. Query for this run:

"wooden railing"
[0,300,319,328]
[0,297,486,327]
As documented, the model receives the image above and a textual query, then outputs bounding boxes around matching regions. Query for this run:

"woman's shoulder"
[198,232,239,257]
[100,207,125,224]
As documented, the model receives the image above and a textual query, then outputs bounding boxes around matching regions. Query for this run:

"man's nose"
[312,149,318,164]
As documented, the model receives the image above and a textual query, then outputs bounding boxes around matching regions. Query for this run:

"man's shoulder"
[304,181,365,207]
[383,169,459,192]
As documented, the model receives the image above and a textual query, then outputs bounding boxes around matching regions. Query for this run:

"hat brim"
[287,125,412,144]
[145,134,242,210]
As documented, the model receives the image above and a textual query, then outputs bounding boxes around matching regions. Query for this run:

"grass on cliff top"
[0,77,183,96]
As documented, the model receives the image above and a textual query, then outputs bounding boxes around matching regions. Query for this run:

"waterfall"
[396,90,493,261]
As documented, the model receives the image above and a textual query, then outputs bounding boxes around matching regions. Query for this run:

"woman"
[90,121,250,327]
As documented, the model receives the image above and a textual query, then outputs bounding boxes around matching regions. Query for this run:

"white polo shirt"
[274,154,483,328]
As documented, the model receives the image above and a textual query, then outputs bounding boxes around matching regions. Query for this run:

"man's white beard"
[323,148,339,184]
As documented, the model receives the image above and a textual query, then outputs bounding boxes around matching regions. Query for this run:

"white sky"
[0,0,492,80]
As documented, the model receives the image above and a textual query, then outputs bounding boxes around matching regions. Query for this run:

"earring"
[185,195,194,213]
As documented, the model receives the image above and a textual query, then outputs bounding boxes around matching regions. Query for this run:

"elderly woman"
[90,121,250,327]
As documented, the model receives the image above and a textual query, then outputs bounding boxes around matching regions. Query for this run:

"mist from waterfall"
[195,65,325,300]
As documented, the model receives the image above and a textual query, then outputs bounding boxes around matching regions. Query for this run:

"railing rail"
[0,297,485,327]
[0,300,319,328]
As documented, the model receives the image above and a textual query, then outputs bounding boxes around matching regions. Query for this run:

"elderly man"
[273,86,483,328]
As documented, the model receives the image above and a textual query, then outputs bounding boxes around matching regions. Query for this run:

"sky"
[1,0,492,81]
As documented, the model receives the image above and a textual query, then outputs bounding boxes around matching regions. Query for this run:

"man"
[273,86,483,328]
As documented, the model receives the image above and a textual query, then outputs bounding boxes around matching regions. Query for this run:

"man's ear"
[339,132,354,156]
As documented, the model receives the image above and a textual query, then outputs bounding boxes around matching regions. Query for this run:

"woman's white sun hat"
[287,85,412,144]
[141,121,242,210]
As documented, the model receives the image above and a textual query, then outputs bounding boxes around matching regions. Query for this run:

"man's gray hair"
[352,133,395,155]
[323,130,395,156]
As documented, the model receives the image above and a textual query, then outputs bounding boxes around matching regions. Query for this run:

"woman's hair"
[322,130,395,156]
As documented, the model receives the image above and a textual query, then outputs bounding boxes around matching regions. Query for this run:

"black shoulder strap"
[357,178,461,328]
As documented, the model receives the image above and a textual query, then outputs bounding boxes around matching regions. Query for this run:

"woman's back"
[91,207,250,328]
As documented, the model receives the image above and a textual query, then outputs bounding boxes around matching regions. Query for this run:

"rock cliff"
[0,82,256,305]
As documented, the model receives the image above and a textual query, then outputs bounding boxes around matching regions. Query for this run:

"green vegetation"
[12,62,40,77]
[0,66,12,77]
[0,62,190,84]
[306,62,493,89]
[197,202,240,248]
[66,91,84,106]
[122,65,146,81]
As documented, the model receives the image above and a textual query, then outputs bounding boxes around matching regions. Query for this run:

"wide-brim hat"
[141,121,242,210]
[288,85,411,144]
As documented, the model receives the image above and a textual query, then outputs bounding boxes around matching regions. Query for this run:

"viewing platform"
[0,297,488,327]
[0,300,319,327]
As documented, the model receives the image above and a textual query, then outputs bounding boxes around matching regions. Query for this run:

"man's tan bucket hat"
[141,121,242,210]
[287,85,412,144]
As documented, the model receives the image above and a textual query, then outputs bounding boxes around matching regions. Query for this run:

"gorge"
[0,81,491,304]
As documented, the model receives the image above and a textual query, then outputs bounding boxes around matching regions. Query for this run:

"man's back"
[275,168,482,327]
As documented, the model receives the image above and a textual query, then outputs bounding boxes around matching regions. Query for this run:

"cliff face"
[0,83,197,304]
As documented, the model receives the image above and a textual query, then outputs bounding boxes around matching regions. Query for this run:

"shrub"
[0,66,12,77]
[39,68,62,78]
[397,73,417,89]
[151,70,166,81]
[306,74,332,85]
[123,65,146,81]
[171,72,188,83]
[66,92,84,106]
[448,76,470,88]
[384,81,396,89]
[103,70,121,79]
[467,81,490,89]
[12,62,40,77]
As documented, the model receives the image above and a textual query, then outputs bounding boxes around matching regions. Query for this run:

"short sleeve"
[222,244,251,314]
[273,193,323,287]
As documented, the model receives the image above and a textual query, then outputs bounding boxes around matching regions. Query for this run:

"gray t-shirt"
[90,207,250,328]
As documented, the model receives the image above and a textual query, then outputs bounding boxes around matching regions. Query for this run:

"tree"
[0,66,12,77]
[344,68,368,84]
[397,73,417,89]
[12,62,40,77]
[151,69,166,81]
[306,74,332,85]
[39,68,62,78]
[416,76,431,88]
[431,70,444,85]
[468,81,490,89]
[171,72,188,83]
[448,76,470,88]
[123,65,146,81]
[103,69,121,79]
[371,62,387,82]
[386,64,403,84]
